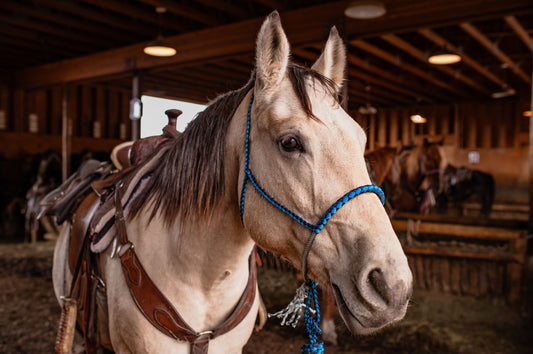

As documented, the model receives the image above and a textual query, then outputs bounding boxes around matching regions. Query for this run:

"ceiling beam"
[381,34,492,95]
[14,0,533,89]
[504,15,533,52]
[292,47,414,104]
[344,0,533,38]
[460,22,531,84]
[14,2,350,88]
[350,39,468,98]
[33,0,154,36]
[137,0,222,26]
[80,0,189,33]
[418,28,510,90]
[307,43,444,103]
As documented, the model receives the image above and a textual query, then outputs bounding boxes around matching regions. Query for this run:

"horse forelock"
[127,63,339,226]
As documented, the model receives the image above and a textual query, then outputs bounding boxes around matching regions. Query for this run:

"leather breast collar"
[113,182,257,354]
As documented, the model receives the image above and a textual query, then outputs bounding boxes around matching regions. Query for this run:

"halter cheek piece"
[239,92,385,354]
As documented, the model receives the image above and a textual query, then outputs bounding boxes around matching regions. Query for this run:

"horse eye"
[279,135,302,152]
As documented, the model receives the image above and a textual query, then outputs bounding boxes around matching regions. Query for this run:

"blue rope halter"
[239,92,385,353]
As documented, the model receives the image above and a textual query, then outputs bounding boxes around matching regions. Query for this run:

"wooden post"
[529,67,533,235]
[130,72,142,141]
[61,84,71,182]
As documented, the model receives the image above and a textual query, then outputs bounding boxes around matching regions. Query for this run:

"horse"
[24,150,62,241]
[51,12,412,353]
[365,146,399,186]
[385,139,444,216]
[437,164,495,217]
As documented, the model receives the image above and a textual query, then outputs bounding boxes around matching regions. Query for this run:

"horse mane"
[127,64,339,226]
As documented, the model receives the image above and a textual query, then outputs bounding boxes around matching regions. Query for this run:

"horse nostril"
[368,268,391,305]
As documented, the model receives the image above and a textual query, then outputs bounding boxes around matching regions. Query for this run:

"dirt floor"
[0,238,532,354]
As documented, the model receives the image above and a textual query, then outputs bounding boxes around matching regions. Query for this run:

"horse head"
[232,12,412,335]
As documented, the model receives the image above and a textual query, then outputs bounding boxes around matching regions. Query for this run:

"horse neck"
[124,92,254,319]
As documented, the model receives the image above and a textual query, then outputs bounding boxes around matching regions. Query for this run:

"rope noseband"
[239,93,385,353]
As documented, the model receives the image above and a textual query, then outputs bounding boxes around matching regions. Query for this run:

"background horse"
[437,164,495,217]
[24,150,62,242]
[384,139,444,216]
[52,12,412,353]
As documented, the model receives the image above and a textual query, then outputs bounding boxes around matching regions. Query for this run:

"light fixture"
[410,114,427,124]
[345,0,386,19]
[491,88,516,99]
[427,50,461,65]
[143,7,176,57]
[358,103,377,115]
[523,110,532,117]
[144,36,176,57]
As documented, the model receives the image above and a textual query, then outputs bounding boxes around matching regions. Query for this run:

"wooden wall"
[354,98,530,203]
[0,83,130,158]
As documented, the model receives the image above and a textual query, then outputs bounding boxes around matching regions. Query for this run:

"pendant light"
[345,1,386,20]
[143,7,176,57]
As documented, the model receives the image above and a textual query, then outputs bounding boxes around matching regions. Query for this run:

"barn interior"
[0,0,532,353]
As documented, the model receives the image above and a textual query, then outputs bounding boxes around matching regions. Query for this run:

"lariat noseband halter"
[239,92,385,354]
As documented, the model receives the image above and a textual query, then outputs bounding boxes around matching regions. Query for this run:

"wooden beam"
[293,47,414,104]
[504,15,533,52]
[392,219,524,241]
[350,39,467,98]
[344,0,533,38]
[418,28,511,90]
[137,0,222,26]
[0,0,135,43]
[381,34,492,95]
[309,43,442,103]
[15,2,350,88]
[460,22,531,84]
[33,0,154,35]
[80,0,188,33]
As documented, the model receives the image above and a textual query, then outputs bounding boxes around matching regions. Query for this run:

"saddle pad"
[89,148,166,253]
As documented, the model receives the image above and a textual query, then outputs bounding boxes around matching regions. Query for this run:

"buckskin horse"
[50,12,412,354]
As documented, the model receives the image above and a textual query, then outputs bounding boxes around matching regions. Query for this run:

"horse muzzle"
[330,262,412,335]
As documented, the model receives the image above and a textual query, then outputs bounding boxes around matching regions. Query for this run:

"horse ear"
[311,26,346,89]
[255,11,290,91]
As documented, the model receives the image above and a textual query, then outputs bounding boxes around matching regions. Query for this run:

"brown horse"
[385,139,444,215]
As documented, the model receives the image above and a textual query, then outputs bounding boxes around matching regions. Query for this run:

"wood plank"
[403,246,522,263]
[393,219,524,241]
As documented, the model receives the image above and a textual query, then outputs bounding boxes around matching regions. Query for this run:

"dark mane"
[128,64,340,226]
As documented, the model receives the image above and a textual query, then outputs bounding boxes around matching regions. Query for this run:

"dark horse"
[437,164,495,217]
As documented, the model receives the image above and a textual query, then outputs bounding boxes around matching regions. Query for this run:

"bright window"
[140,95,206,138]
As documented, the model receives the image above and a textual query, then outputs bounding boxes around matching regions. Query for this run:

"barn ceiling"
[1,0,532,113]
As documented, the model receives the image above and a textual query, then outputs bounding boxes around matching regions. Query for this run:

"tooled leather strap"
[114,183,257,354]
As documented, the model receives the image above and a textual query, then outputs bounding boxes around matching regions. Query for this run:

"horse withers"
[52,12,412,353]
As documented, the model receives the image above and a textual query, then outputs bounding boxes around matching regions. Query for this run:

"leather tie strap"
[114,183,257,354]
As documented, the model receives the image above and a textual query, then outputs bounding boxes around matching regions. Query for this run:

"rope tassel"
[268,282,315,327]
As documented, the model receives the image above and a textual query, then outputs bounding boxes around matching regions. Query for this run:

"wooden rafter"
[460,22,531,84]
[80,0,189,33]
[418,28,511,90]
[0,1,139,45]
[504,15,533,52]
[381,34,492,95]
[292,47,413,104]
[350,39,468,98]
[307,43,444,103]
[137,0,223,26]
[33,0,154,35]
